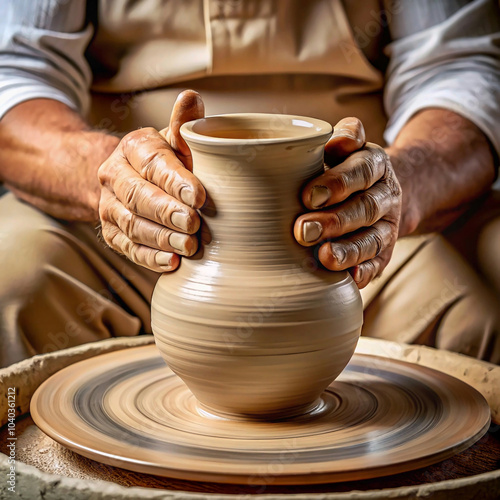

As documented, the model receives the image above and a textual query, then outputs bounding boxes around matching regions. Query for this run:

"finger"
[162,90,205,171]
[102,190,198,256]
[302,143,387,209]
[325,117,365,164]
[350,247,393,288]
[317,220,395,271]
[295,180,396,246]
[119,127,206,209]
[350,259,381,289]
[103,166,200,234]
[101,220,180,273]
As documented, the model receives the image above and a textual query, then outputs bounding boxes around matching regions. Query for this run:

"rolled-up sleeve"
[0,0,92,119]
[384,0,500,158]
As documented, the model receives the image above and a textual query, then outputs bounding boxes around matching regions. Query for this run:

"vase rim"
[180,113,333,147]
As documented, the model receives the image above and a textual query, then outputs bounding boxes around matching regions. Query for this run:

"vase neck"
[190,140,327,266]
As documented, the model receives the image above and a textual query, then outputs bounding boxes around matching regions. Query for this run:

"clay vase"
[151,113,363,419]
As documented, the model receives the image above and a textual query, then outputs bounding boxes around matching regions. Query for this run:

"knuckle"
[123,178,142,208]
[388,227,399,249]
[329,211,344,233]
[380,249,394,271]
[349,240,364,264]
[122,236,135,258]
[385,168,403,199]
[98,200,110,222]
[331,171,351,195]
[108,230,123,253]
[351,236,370,263]
[121,130,140,149]
[156,200,174,226]
[359,191,380,225]
[365,142,386,156]
[141,152,164,181]
[381,218,399,247]
[164,169,185,197]
[119,210,135,237]
[100,223,111,245]
[361,151,376,172]
[165,170,183,197]
[97,161,109,185]
[127,246,138,264]
[364,259,379,280]
[371,227,384,257]
[97,157,120,187]
[374,261,384,279]
[363,145,387,175]
[351,155,375,189]
[122,127,156,152]
[155,227,171,248]
[141,126,157,136]
[390,223,399,244]
[362,159,375,186]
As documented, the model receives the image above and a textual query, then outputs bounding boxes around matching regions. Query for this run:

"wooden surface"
[29,345,490,485]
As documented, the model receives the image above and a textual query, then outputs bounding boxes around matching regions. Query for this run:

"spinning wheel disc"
[30,345,490,484]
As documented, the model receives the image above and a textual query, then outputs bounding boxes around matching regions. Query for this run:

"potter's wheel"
[30,344,490,485]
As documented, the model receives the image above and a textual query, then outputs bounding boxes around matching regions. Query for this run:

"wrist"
[72,130,120,222]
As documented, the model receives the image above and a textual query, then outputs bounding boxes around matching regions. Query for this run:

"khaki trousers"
[1,191,499,367]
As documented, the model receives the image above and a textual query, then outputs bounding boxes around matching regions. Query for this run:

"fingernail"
[169,232,186,253]
[331,245,346,265]
[171,211,190,232]
[310,186,330,208]
[180,186,195,206]
[303,221,322,242]
[155,252,173,267]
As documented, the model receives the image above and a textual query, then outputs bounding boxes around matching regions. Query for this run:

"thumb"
[325,117,365,166]
[162,90,205,171]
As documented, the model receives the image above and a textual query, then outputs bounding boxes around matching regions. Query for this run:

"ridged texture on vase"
[151,114,363,418]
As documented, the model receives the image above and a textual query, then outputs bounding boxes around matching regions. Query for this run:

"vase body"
[151,114,363,419]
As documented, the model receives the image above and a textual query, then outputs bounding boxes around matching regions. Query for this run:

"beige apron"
[87,0,387,145]
[1,0,499,367]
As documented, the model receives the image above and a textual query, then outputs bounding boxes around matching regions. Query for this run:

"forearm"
[386,108,497,237]
[0,99,119,222]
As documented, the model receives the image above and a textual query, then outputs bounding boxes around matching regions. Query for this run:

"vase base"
[195,396,332,422]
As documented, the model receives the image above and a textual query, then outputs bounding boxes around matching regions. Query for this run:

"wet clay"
[151,114,363,418]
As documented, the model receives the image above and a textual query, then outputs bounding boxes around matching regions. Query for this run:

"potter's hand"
[98,90,206,272]
[294,118,402,288]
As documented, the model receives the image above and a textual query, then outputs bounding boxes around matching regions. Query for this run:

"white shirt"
[0,0,499,157]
